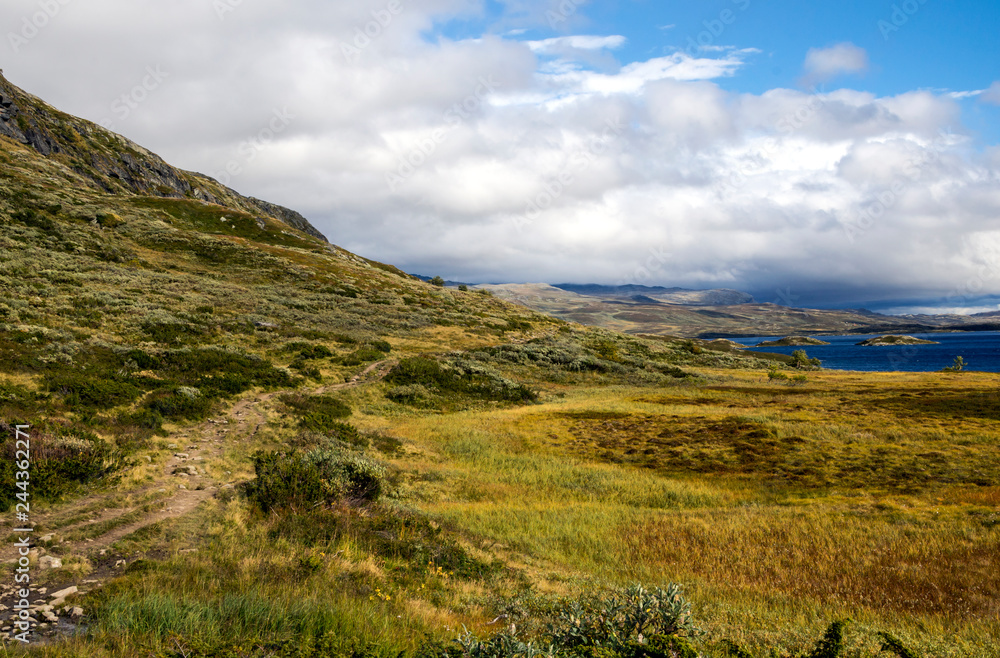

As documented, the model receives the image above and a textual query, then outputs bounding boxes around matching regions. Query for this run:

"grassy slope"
[0,119,997,657]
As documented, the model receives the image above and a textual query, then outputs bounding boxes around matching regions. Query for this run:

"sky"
[3,0,1000,312]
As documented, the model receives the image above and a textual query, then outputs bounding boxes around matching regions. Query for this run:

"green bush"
[45,373,142,410]
[280,394,352,431]
[146,387,214,420]
[113,408,165,437]
[768,367,789,381]
[161,348,293,388]
[197,372,253,396]
[806,620,847,658]
[243,447,386,511]
[338,347,385,366]
[143,322,205,344]
[369,339,392,354]
[386,357,536,404]
[296,344,334,360]
[0,427,127,508]
[791,350,822,369]
[942,356,965,373]
[456,584,698,658]
[386,384,434,406]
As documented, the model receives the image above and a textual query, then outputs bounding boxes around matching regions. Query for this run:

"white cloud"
[801,42,869,86]
[982,81,1000,105]
[3,2,998,306]
[527,35,626,53]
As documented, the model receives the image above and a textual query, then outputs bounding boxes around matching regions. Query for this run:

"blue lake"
[732,331,1000,373]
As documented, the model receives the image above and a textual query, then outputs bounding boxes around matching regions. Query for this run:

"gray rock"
[50,586,77,600]
[38,555,62,570]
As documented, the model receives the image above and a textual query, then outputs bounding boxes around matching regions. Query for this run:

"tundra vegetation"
[0,98,996,658]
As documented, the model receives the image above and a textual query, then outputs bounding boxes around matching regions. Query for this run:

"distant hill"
[552,284,755,306]
[477,283,1000,338]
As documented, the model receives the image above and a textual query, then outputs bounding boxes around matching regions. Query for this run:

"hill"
[478,283,1000,338]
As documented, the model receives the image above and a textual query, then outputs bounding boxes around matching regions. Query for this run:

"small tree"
[942,356,965,373]
[429,276,445,287]
[791,349,821,369]
[458,284,469,292]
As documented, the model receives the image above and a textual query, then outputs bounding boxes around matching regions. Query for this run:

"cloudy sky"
[4,0,1000,311]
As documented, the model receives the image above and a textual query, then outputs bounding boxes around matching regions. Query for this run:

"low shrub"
[806,620,847,658]
[386,357,536,404]
[296,344,334,360]
[243,446,386,511]
[386,384,434,407]
[45,373,142,410]
[280,394,352,431]
[456,584,699,658]
[0,426,127,508]
[146,387,214,420]
[112,407,165,437]
[338,347,385,366]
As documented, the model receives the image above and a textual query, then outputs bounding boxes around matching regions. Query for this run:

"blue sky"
[7,0,1000,311]
[436,0,1000,144]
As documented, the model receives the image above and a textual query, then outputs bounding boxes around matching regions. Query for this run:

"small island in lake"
[856,335,940,346]
[705,339,747,350]
[755,336,831,347]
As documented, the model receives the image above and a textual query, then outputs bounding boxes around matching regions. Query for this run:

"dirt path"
[0,359,396,641]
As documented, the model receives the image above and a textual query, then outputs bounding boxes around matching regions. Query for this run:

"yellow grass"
[376,369,1000,655]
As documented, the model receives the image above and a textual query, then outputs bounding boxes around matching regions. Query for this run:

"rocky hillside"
[0,72,326,241]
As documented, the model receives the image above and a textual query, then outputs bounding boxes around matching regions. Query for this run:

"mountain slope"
[0,72,326,241]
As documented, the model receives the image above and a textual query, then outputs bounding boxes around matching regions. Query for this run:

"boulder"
[38,556,62,570]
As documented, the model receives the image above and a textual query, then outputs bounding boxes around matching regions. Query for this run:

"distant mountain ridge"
[552,284,756,306]
[0,72,327,242]
[477,283,1000,338]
